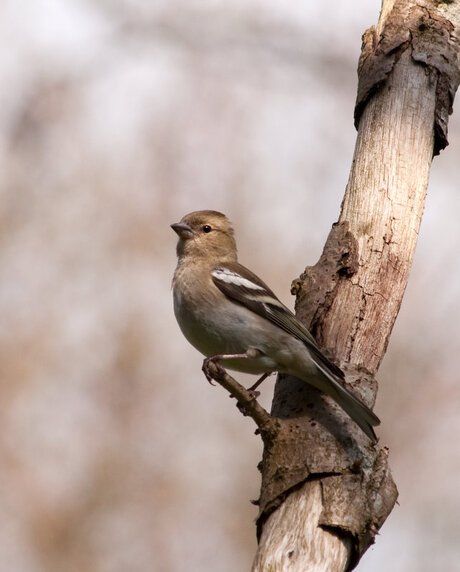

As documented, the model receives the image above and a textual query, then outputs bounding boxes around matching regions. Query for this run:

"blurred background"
[0,1,459,571]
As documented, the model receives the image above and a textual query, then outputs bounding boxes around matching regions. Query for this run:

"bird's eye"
[202,225,212,233]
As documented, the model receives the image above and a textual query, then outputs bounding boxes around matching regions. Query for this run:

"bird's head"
[171,210,238,262]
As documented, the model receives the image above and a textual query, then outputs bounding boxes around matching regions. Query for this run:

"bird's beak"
[171,222,194,239]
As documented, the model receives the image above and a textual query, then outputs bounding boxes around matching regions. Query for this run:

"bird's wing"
[211,262,345,381]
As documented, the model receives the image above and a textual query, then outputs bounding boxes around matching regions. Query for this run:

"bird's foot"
[248,372,271,393]
[202,357,221,385]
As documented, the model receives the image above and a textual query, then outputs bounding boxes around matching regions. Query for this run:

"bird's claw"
[202,357,218,385]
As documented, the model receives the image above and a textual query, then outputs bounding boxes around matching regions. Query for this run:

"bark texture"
[252,2,460,571]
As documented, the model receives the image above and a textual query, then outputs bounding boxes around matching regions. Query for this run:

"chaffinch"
[171,210,379,442]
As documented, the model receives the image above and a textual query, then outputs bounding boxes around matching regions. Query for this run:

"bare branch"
[204,360,278,437]
[254,1,460,570]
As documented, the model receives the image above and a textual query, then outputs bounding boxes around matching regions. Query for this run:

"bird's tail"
[310,366,380,443]
[328,379,379,443]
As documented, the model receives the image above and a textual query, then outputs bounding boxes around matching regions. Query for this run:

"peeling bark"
[355,1,460,155]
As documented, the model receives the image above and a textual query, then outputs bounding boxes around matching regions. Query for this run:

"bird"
[171,210,380,442]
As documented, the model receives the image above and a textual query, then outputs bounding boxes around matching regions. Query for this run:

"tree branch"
[253,1,460,570]
[204,360,278,438]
